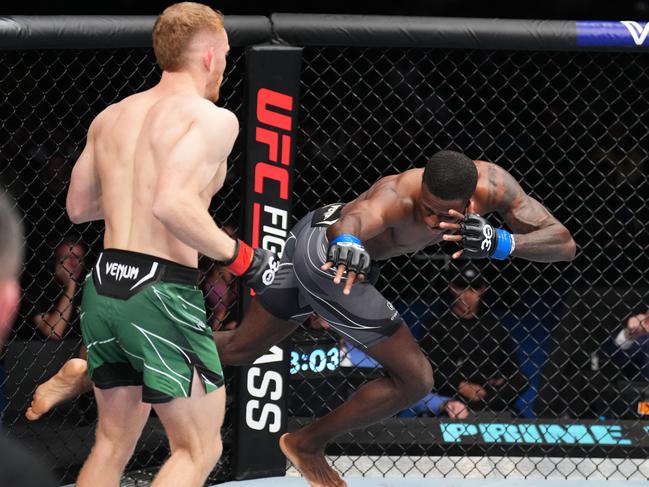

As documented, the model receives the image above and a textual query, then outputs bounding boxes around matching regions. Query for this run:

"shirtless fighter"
[60,4,277,486]
[28,150,575,487]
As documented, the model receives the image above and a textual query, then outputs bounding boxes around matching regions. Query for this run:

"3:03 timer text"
[290,346,340,374]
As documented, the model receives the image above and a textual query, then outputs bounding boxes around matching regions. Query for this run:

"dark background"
[3,0,649,19]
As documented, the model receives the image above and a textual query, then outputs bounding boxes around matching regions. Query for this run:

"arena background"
[1,10,649,487]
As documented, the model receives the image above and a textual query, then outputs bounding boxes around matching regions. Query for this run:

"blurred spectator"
[399,393,469,419]
[420,261,528,415]
[611,311,649,350]
[593,309,649,418]
[200,224,239,330]
[30,237,86,341]
[0,191,57,487]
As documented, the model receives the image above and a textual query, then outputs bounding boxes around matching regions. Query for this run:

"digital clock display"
[290,345,340,375]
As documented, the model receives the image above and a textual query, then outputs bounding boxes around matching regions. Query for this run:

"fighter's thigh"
[94,385,151,445]
[152,370,226,451]
[364,322,429,374]
[294,251,402,348]
[235,298,300,350]
[80,277,128,376]
[117,284,223,401]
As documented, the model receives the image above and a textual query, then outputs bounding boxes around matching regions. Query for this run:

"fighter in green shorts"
[55,4,279,486]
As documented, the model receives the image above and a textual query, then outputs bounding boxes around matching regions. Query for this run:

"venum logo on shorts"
[105,262,140,281]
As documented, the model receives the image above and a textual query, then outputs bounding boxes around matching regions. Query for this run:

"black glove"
[225,240,278,293]
[326,234,371,276]
[460,214,514,260]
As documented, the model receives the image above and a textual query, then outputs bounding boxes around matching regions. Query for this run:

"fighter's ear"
[202,47,214,72]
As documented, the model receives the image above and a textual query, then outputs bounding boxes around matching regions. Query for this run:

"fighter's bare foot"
[25,358,90,421]
[280,433,347,487]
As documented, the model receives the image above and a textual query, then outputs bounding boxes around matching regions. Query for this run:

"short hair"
[153,2,225,72]
[0,192,23,279]
[423,150,478,201]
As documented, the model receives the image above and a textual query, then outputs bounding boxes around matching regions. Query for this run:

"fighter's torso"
[92,90,226,267]
[363,223,445,260]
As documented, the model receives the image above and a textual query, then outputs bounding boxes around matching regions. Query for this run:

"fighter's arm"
[488,165,576,262]
[67,118,103,223]
[443,163,576,262]
[327,185,403,242]
[152,106,239,262]
[323,184,404,293]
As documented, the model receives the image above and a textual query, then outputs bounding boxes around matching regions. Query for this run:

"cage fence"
[1,17,648,486]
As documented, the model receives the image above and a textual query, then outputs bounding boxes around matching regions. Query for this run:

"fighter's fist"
[321,234,371,295]
[225,240,278,294]
[460,214,514,260]
[326,235,371,275]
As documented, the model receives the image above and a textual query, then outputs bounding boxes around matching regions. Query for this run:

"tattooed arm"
[483,163,576,262]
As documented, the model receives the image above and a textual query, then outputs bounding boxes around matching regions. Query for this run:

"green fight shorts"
[80,249,224,403]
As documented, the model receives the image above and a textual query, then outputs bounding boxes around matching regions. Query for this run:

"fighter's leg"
[285,323,432,447]
[26,357,93,420]
[76,385,151,487]
[151,370,226,487]
[214,299,299,365]
[281,322,432,483]
[285,222,433,447]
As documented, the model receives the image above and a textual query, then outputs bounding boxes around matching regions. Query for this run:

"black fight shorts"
[258,204,402,348]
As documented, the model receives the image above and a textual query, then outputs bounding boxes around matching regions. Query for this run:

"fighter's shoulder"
[392,168,424,198]
[474,160,524,211]
[477,159,519,178]
[86,103,121,137]
[365,172,416,215]
[181,98,238,130]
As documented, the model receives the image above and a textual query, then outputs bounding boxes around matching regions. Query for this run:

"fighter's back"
[91,89,231,267]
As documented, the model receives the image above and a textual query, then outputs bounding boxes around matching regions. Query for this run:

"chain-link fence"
[1,16,649,486]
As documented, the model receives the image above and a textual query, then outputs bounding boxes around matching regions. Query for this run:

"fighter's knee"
[192,440,223,477]
[403,355,434,402]
[203,439,223,466]
[419,359,435,395]
[94,429,137,463]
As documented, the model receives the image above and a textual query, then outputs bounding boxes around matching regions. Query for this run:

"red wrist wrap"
[227,240,253,276]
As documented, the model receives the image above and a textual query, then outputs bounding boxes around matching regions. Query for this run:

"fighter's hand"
[443,210,515,261]
[440,209,469,259]
[321,234,371,295]
[225,239,279,294]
